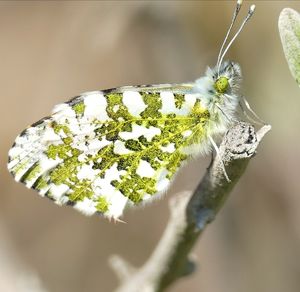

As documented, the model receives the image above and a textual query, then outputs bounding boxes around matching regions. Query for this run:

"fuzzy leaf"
[279,8,300,86]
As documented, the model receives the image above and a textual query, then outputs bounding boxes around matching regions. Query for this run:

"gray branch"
[110,122,271,292]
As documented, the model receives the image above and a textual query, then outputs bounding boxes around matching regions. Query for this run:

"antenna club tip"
[237,0,243,5]
[250,4,256,12]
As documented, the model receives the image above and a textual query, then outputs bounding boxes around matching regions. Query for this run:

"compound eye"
[215,76,229,93]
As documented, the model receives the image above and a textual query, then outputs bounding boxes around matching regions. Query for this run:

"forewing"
[8,83,209,219]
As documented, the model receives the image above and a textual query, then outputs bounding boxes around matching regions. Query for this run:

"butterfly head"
[194,60,241,108]
[213,60,242,96]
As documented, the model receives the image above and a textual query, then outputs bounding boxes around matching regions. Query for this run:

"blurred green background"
[1,1,300,291]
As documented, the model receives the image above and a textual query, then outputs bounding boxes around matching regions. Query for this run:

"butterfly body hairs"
[8,1,255,220]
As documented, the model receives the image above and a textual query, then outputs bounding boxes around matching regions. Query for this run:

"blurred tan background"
[1,1,300,291]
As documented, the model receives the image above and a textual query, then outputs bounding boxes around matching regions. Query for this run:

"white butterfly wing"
[8,83,210,220]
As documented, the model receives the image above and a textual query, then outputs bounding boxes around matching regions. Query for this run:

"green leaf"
[279,8,300,86]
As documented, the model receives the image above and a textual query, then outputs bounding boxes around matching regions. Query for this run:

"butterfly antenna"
[216,0,243,73]
[218,4,256,75]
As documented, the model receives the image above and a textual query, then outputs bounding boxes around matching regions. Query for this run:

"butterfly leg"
[239,96,265,125]
[216,103,239,124]
[208,135,231,182]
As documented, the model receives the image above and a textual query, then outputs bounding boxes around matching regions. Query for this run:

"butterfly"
[7,1,256,221]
